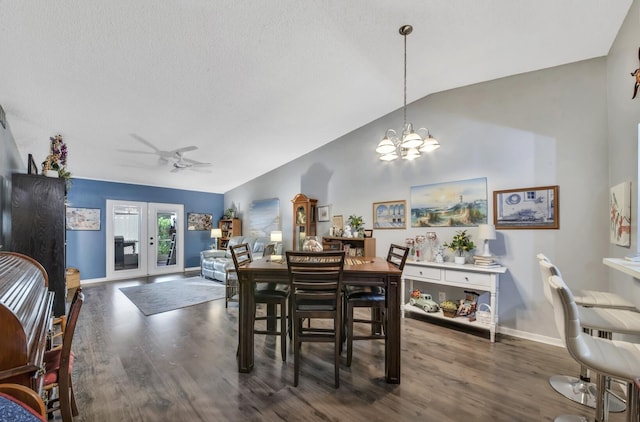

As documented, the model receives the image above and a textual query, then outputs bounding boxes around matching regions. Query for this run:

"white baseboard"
[498,326,563,347]
[78,267,203,286]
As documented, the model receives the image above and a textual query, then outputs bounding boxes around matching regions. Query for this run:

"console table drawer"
[444,270,491,289]
[403,265,441,281]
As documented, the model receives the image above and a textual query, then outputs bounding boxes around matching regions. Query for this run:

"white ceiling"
[0,1,632,193]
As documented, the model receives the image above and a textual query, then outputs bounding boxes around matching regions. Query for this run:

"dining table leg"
[385,273,401,384]
[237,271,255,373]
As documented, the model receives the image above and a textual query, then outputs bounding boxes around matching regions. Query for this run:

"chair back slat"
[387,244,410,270]
[230,243,253,271]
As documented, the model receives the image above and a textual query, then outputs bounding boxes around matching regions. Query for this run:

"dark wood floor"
[57,272,628,421]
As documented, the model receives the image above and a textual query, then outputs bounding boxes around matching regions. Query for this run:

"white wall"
[226,54,609,341]
[607,0,640,303]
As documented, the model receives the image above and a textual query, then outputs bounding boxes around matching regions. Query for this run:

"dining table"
[236,255,403,384]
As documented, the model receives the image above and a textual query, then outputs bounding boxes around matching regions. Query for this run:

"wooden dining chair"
[0,383,47,419]
[231,243,289,361]
[345,243,409,367]
[286,250,346,388]
[43,287,84,422]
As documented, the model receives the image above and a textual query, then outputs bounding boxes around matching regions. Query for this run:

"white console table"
[402,260,507,342]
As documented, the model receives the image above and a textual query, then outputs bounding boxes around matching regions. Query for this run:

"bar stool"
[547,274,640,422]
[537,257,640,412]
[537,254,636,310]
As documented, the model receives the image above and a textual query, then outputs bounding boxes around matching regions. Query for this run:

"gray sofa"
[200,236,271,282]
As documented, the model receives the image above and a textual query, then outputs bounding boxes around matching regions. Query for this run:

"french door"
[106,200,184,279]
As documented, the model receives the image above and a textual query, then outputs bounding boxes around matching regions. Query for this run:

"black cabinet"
[11,174,66,316]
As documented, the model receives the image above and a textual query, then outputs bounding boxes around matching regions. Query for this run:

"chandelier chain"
[403,30,407,126]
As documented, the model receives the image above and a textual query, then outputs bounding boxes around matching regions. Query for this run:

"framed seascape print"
[410,177,488,227]
[66,207,101,230]
[318,205,330,222]
[248,198,280,238]
[493,185,558,229]
[610,181,631,246]
[373,200,406,229]
[187,212,213,231]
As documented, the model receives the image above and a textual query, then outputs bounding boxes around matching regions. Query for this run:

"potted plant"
[439,300,459,318]
[443,229,475,264]
[347,214,364,237]
[224,208,235,219]
[41,134,72,189]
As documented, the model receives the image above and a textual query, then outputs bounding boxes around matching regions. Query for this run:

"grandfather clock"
[291,193,317,251]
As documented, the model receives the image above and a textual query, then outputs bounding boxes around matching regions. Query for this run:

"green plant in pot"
[224,208,235,219]
[443,229,475,264]
[347,214,365,237]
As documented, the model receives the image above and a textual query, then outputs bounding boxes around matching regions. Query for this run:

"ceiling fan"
[123,134,212,172]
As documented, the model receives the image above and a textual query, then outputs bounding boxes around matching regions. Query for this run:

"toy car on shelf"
[409,292,439,313]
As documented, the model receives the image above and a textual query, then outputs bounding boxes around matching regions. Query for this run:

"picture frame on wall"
[318,205,330,222]
[372,200,406,229]
[610,181,631,246]
[187,212,213,231]
[493,185,559,229]
[66,207,101,230]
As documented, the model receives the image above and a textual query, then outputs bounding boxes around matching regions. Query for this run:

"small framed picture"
[27,154,38,175]
[363,229,373,238]
[332,214,344,229]
[318,205,330,222]
[66,207,101,230]
[373,200,407,229]
[493,185,559,229]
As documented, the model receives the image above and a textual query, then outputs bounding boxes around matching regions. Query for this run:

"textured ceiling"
[0,1,632,193]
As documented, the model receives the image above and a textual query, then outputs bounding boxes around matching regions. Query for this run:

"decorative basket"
[476,303,491,324]
[442,308,457,318]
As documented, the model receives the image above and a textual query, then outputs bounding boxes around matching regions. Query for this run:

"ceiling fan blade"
[130,134,161,153]
[173,146,198,155]
[181,157,210,165]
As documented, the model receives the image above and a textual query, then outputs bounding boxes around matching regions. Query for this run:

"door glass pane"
[155,211,177,267]
[113,205,141,271]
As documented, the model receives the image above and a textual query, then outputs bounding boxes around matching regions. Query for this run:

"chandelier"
[376,25,440,161]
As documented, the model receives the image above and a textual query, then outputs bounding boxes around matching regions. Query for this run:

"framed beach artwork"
[410,178,488,227]
[248,198,280,238]
[610,181,631,246]
[372,200,406,229]
[493,185,558,229]
[67,207,101,230]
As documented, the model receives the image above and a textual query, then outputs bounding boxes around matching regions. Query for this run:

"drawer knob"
[419,271,423,275]
[465,277,469,281]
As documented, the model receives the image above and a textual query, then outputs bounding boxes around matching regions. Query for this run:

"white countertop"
[603,258,640,279]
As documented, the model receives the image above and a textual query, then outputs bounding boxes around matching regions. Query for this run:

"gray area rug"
[119,276,225,316]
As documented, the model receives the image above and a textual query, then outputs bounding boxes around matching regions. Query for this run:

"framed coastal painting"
[67,207,101,230]
[372,200,406,229]
[248,198,280,238]
[493,185,558,229]
[610,181,631,246]
[410,178,488,227]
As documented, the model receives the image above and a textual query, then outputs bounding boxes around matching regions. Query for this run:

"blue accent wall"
[66,178,223,279]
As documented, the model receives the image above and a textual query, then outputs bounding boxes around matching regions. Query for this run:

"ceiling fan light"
[376,137,396,154]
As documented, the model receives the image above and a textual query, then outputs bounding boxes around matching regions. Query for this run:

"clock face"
[296,206,306,225]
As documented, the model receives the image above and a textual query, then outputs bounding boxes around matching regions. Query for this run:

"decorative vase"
[44,170,59,178]
[454,255,466,265]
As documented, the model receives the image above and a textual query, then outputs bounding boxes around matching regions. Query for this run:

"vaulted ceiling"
[0,1,632,193]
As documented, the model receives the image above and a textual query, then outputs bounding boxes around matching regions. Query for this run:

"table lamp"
[210,228,222,250]
[269,230,283,261]
[477,224,496,257]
